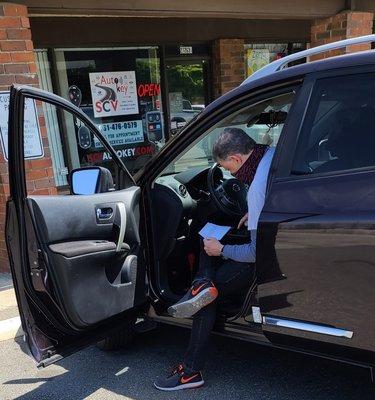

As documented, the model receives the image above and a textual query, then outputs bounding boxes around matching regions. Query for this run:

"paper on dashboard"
[199,222,231,241]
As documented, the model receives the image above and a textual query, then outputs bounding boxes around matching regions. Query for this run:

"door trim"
[263,316,354,339]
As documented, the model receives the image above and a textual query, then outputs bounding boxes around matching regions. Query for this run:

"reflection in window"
[292,74,375,175]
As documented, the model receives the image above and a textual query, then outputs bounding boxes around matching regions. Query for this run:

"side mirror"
[69,166,114,195]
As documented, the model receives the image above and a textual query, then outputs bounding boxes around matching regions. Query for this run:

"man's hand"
[203,238,224,257]
[237,212,248,229]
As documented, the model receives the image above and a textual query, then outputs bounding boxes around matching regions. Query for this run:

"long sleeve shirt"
[221,147,275,263]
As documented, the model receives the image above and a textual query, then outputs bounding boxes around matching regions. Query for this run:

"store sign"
[93,120,144,148]
[89,71,139,118]
[180,46,193,55]
[0,92,44,160]
[86,144,155,163]
[137,83,161,98]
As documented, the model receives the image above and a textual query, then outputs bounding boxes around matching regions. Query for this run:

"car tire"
[97,319,135,351]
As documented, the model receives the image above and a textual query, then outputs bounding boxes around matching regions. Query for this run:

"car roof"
[202,50,375,115]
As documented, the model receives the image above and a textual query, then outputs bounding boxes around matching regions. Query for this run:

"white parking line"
[0,316,23,342]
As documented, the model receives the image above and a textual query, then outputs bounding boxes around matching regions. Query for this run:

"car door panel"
[20,188,140,329]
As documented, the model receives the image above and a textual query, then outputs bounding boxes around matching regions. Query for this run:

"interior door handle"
[96,207,113,220]
[116,202,127,252]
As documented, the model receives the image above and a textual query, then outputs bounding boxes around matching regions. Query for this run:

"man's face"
[217,154,244,174]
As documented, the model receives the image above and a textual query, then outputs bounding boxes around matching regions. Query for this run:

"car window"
[20,97,124,196]
[161,91,295,175]
[292,73,375,175]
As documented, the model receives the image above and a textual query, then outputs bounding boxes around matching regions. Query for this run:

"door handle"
[116,202,127,252]
[96,207,113,220]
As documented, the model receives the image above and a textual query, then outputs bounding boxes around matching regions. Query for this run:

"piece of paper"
[199,223,231,241]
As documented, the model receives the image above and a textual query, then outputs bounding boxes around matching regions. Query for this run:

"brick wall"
[212,39,245,99]
[310,11,374,60]
[0,2,57,272]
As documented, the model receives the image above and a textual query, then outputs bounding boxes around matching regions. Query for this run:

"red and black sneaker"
[154,364,204,391]
[168,278,218,318]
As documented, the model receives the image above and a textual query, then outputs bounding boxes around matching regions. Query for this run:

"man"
[154,127,275,391]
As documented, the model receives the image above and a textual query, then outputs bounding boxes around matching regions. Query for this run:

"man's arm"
[221,230,256,263]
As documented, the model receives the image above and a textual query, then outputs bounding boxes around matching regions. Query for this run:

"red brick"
[0,17,21,29]
[30,158,52,169]
[0,28,6,39]
[0,75,15,86]
[311,24,327,34]
[0,52,11,63]
[0,163,8,174]
[11,51,35,62]
[348,27,370,36]
[25,40,33,51]
[0,64,4,74]
[26,169,47,180]
[3,4,28,17]
[1,40,26,51]
[6,27,31,40]
[20,17,30,28]
[331,28,347,37]
[28,63,37,74]
[2,184,9,195]
[4,63,28,74]
[34,178,54,189]
[15,74,38,85]
[349,12,373,22]
[45,168,55,178]
[30,188,49,195]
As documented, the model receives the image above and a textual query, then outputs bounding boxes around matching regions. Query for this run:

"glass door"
[166,59,209,135]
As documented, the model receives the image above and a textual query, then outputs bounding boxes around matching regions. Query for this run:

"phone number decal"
[94,120,144,148]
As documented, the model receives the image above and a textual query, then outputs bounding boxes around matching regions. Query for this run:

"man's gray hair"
[212,127,256,161]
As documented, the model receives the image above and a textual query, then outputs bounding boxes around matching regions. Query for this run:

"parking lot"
[1,323,375,400]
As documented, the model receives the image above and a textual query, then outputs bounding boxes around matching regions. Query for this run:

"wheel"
[97,320,135,351]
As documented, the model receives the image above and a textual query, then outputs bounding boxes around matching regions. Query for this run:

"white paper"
[199,223,231,241]
[0,92,44,160]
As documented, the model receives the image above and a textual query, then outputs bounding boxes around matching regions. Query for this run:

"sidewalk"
[0,273,23,341]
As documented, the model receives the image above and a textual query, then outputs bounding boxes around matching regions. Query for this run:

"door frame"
[6,85,144,366]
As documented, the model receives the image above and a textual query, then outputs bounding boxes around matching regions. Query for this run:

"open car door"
[5,86,148,367]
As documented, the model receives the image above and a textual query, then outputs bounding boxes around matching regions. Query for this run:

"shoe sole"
[154,380,204,391]
[167,287,218,318]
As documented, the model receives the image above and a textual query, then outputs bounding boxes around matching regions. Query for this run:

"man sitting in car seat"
[154,127,275,391]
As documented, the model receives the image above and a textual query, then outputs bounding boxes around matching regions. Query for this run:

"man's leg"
[154,259,254,390]
[167,240,219,318]
[183,260,255,373]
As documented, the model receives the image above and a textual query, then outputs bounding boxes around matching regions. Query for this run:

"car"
[6,34,375,381]
[170,99,203,133]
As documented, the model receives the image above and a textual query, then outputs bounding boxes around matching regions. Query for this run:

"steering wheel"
[207,163,248,218]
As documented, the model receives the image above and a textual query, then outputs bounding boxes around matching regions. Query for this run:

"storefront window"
[55,47,165,178]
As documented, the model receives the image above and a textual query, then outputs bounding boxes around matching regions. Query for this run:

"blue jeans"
[183,242,255,372]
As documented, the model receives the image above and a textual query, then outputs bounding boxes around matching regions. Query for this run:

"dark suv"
[5,35,375,380]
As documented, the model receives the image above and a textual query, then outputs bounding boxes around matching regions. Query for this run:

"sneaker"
[168,279,218,318]
[154,364,204,391]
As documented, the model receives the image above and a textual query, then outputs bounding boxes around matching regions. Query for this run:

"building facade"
[0,0,374,271]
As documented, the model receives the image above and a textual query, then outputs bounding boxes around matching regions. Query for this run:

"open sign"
[138,83,161,98]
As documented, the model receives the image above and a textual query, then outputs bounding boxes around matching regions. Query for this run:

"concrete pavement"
[1,323,375,400]
[0,273,23,342]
